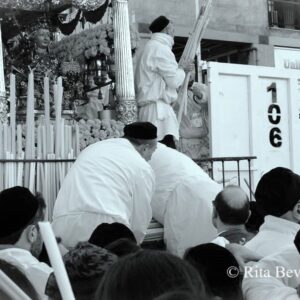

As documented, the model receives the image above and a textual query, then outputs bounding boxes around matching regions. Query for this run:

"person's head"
[95,250,207,300]
[0,259,39,300]
[0,187,46,257]
[46,242,117,300]
[255,167,300,223]
[123,122,157,161]
[185,243,243,300]
[192,83,209,106]
[105,238,140,257]
[212,185,251,229]
[33,28,51,50]
[149,16,174,38]
[154,291,199,300]
[88,223,137,248]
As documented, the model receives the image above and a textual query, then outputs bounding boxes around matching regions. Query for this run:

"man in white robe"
[149,143,222,257]
[52,122,157,248]
[245,167,300,257]
[135,15,193,148]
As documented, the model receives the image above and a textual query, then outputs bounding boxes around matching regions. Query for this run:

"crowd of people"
[0,120,300,300]
[1,15,300,300]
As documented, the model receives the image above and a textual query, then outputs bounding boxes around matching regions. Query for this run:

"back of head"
[88,223,137,248]
[123,122,157,161]
[105,238,140,257]
[46,242,117,300]
[154,291,199,300]
[149,16,170,33]
[0,186,45,245]
[255,167,300,217]
[184,243,243,300]
[0,259,39,300]
[95,250,206,300]
[214,185,250,225]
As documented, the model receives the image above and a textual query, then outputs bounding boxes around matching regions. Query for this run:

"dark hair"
[185,243,243,300]
[214,188,250,225]
[89,223,137,248]
[0,193,46,245]
[0,259,39,300]
[105,238,141,257]
[154,291,199,300]
[95,250,206,300]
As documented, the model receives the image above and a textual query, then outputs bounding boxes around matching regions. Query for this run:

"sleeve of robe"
[243,246,300,300]
[154,46,185,89]
[130,168,155,244]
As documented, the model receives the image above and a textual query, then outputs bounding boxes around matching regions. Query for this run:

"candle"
[0,270,31,300]
[44,76,50,154]
[10,74,16,156]
[25,71,35,188]
[38,222,75,300]
[0,22,6,99]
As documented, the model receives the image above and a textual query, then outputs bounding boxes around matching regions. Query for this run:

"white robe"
[149,143,221,257]
[245,215,300,257]
[0,247,53,299]
[52,138,155,247]
[135,33,185,141]
[243,246,300,300]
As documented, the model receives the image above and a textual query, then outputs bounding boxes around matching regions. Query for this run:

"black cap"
[0,186,39,238]
[255,167,300,217]
[149,16,170,33]
[124,122,157,140]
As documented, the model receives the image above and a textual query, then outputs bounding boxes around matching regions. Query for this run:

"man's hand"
[179,59,195,73]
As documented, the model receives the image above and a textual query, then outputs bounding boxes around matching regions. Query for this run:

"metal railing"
[194,156,257,200]
[0,155,257,219]
[267,0,300,29]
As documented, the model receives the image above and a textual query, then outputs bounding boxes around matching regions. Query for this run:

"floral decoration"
[49,23,139,62]
[78,118,124,150]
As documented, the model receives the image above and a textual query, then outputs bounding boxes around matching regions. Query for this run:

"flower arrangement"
[78,118,124,150]
[50,23,139,63]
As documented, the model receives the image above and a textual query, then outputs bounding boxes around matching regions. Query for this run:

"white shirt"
[0,247,53,299]
[135,33,185,140]
[149,143,221,256]
[243,246,300,300]
[52,138,155,247]
[245,215,300,257]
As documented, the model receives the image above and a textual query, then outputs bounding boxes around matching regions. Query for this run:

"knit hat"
[0,186,39,238]
[46,242,118,299]
[89,223,137,248]
[124,122,157,140]
[149,16,170,33]
[255,167,300,217]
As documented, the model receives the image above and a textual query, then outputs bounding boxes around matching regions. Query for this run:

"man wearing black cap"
[135,15,194,148]
[0,186,53,298]
[52,122,157,248]
[245,167,300,257]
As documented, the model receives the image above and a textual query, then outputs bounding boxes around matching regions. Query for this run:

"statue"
[29,25,59,109]
[177,82,210,160]
[5,19,60,112]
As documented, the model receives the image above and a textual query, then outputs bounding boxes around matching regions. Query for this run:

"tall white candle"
[44,76,51,154]
[39,222,75,300]
[10,74,16,156]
